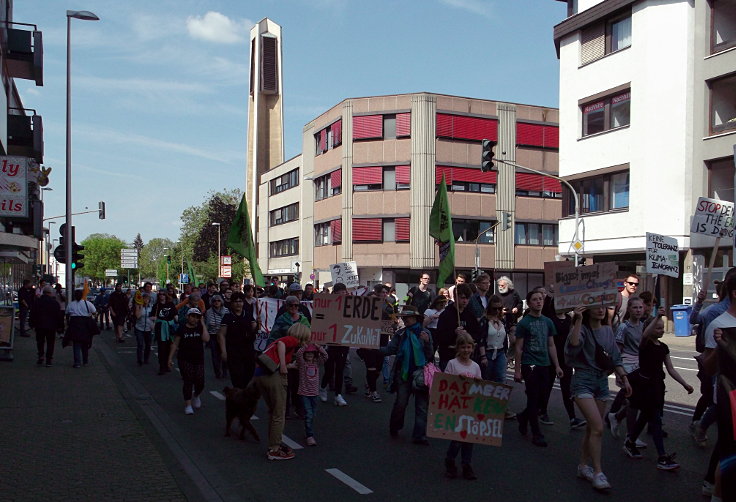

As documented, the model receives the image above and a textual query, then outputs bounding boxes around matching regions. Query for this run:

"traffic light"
[501,211,512,231]
[71,241,85,271]
[98,201,106,220]
[481,139,497,172]
[166,255,171,264]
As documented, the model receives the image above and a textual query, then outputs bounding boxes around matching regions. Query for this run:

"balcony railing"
[7,108,43,163]
[5,22,43,86]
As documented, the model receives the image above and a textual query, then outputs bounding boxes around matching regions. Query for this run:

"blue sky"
[16,0,565,244]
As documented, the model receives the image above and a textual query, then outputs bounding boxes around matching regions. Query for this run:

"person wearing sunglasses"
[609,274,640,330]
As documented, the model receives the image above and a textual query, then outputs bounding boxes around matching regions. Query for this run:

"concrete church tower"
[246,18,284,231]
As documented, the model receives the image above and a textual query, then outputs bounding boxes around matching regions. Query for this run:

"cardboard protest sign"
[646,233,679,278]
[691,197,735,238]
[310,293,382,348]
[552,263,619,312]
[544,260,575,290]
[330,262,360,289]
[427,373,512,447]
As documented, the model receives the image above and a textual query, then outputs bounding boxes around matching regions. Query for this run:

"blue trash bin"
[670,305,692,336]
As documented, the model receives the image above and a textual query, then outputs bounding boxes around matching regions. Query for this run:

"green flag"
[186,260,198,286]
[227,194,265,286]
[157,259,167,287]
[429,174,455,288]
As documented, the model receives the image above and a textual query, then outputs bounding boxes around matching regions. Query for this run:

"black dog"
[223,386,260,442]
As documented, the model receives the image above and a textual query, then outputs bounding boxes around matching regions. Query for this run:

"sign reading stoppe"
[427,373,512,447]
[330,262,360,289]
[550,262,619,312]
[646,232,679,278]
[0,156,29,218]
[310,293,382,348]
[691,197,735,238]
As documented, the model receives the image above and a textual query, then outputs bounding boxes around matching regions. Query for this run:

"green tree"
[139,237,176,282]
[80,233,127,282]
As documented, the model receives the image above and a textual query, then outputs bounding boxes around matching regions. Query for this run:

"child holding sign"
[444,333,482,480]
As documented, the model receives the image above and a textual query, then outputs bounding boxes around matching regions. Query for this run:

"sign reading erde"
[427,373,512,447]
[310,293,382,348]
[646,232,679,278]
[552,262,619,312]
[691,197,735,238]
[0,156,29,218]
[330,261,360,289]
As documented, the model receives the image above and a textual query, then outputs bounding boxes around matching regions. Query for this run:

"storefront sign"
[0,156,29,218]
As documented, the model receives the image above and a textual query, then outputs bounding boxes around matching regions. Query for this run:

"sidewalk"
[0,329,188,501]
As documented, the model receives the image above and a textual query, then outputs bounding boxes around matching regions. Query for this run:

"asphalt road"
[97,329,711,502]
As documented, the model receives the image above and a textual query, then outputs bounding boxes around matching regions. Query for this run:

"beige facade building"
[259,92,561,296]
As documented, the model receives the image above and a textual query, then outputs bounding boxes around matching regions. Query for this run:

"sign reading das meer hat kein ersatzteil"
[646,232,679,278]
[691,197,735,238]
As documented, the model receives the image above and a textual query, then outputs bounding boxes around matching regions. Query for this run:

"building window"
[581,90,630,137]
[452,219,495,244]
[269,203,299,226]
[383,115,396,139]
[708,157,735,201]
[314,120,342,156]
[515,223,558,246]
[270,168,299,194]
[314,172,341,200]
[383,220,396,242]
[445,181,495,194]
[712,0,736,53]
[580,13,631,66]
[354,166,409,191]
[269,238,299,257]
[314,222,330,247]
[383,168,396,191]
[608,15,632,53]
[710,74,736,134]
[564,170,630,216]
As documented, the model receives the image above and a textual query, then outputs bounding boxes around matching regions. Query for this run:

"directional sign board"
[120,248,138,269]
[105,269,118,277]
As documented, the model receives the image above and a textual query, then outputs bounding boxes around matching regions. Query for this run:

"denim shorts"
[571,369,610,401]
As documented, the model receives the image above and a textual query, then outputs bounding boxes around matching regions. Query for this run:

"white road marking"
[281,434,303,450]
[325,468,373,495]
[670,356,696,361]
[673,366,698,372]
[210,391,225,400]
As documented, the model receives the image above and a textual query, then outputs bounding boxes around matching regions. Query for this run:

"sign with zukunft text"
[310,293,382,348]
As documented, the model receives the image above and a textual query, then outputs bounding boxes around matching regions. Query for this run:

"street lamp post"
[65,9,99,296]
[212,222,221,278]
[163,247,169,284]
[47,221,56,274]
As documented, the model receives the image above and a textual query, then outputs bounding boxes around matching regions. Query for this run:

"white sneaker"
[319,386,328,402]
[184,405,194,415]
[592,472,611,491]
[607,412,621,439]
[702,480,714,496]
[192,395,202,409]
[576,464,594,482]
[335,394,347,406]
[371,391,382,403]
[635,438,647,448]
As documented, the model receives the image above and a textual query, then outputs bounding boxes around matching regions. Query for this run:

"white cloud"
[186,11,253,44]
[439,0,493,18]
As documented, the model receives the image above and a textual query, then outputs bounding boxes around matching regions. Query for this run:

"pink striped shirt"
[295,346,328,396]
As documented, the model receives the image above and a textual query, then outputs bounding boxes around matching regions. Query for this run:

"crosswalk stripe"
[325,468,373,495]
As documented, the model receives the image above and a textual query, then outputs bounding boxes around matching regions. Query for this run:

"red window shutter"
[353,166,383,185]
[395,217,410,241]
[516,122,559,149]
[319,129,327,152]
[353,218,382,242]
[332,119,342,146]
[330,218,342,243]
[436,113,498,141]
[331,169,342,188]
[396,113,411,137]
[395,165,410,184]
[353,115,383,139]
[516,173,562,193]
[436,165,496,184]
[435,166,453,184]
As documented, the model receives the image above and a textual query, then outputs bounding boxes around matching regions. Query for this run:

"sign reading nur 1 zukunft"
[691,197,735,238]
[646,232,679,278]
[552,262,619,312]
[427,373,512,447]
[310,293,382,348]
[0,156,29,218]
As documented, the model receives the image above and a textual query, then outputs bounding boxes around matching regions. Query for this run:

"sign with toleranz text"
[691,197,735,238]
[330,261,360,289]
[310,293,382,348]
[427,373,512,447]
[646,232,679,278]
[551,262,619,312]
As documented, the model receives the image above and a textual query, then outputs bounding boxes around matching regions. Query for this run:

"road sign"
[105,269,118,277]
[179,273,189,284]
[221,255,232,266]
[120,259,138,269]
[121,249,137,256]
[221,265,232,278]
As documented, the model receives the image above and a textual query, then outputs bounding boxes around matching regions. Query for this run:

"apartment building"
[0,0,44,293]
[258,92,561,295]
[553,0,736,304]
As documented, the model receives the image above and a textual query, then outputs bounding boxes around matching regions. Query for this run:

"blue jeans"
[446,440,474,465]
[484,351,507,383]
[135,328,152,364]
[301,395,318,438]
[73,341,89,366]
[390,380,429,440]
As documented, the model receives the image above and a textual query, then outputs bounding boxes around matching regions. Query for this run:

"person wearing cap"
[275,284,312,323]
[30,285,63,366]
[219,292,258,388]
[168,307,210,415]
[381,305,434,444]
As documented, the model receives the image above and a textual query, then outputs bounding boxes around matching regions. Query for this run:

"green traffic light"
[71,262,77,270]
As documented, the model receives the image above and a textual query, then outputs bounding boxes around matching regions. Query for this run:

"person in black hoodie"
[31,285,63,366]
[436,284,482,370]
